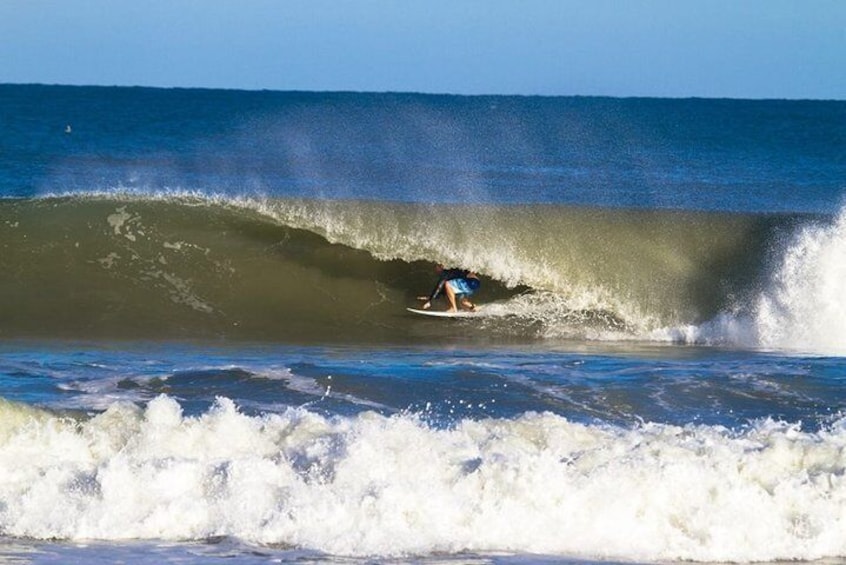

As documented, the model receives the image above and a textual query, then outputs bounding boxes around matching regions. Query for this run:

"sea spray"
[659,208,846,355]
[755,209,846,353]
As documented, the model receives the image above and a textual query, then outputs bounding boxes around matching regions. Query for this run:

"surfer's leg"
[444,281,458,312]
[454,278,477,311]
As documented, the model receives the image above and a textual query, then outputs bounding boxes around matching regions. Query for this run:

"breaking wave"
[2,192,843,353]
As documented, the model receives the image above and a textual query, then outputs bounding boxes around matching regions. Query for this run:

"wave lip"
[0,395,844,561]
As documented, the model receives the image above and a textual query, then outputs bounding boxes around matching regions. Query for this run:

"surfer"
[418,265,480,312]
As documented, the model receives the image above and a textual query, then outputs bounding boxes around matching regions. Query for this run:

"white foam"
[107,206,138,241]
[0,397,844,561]
[659,209,846,355]
[754,210,846,354]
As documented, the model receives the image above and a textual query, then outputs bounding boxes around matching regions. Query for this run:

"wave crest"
[3,192,840,352]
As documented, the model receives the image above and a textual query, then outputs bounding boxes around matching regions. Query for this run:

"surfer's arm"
[420,279,447,308]
[429,279,446,301]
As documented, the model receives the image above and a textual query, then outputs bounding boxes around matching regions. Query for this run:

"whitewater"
[0,84,845,564]
[1,394,845,562]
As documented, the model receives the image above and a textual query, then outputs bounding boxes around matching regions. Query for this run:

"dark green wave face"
[0,194,802,343]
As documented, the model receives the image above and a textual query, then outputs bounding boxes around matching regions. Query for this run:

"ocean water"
[0,84,845,564]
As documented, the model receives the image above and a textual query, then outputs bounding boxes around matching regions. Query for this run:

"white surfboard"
[406,307,478,318]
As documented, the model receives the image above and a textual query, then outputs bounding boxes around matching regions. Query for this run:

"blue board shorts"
[446,277,480,296]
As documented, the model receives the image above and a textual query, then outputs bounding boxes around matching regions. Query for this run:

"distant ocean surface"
[1,84,845,564]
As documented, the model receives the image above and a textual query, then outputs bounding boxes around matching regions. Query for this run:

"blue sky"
[1,0,843,99]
